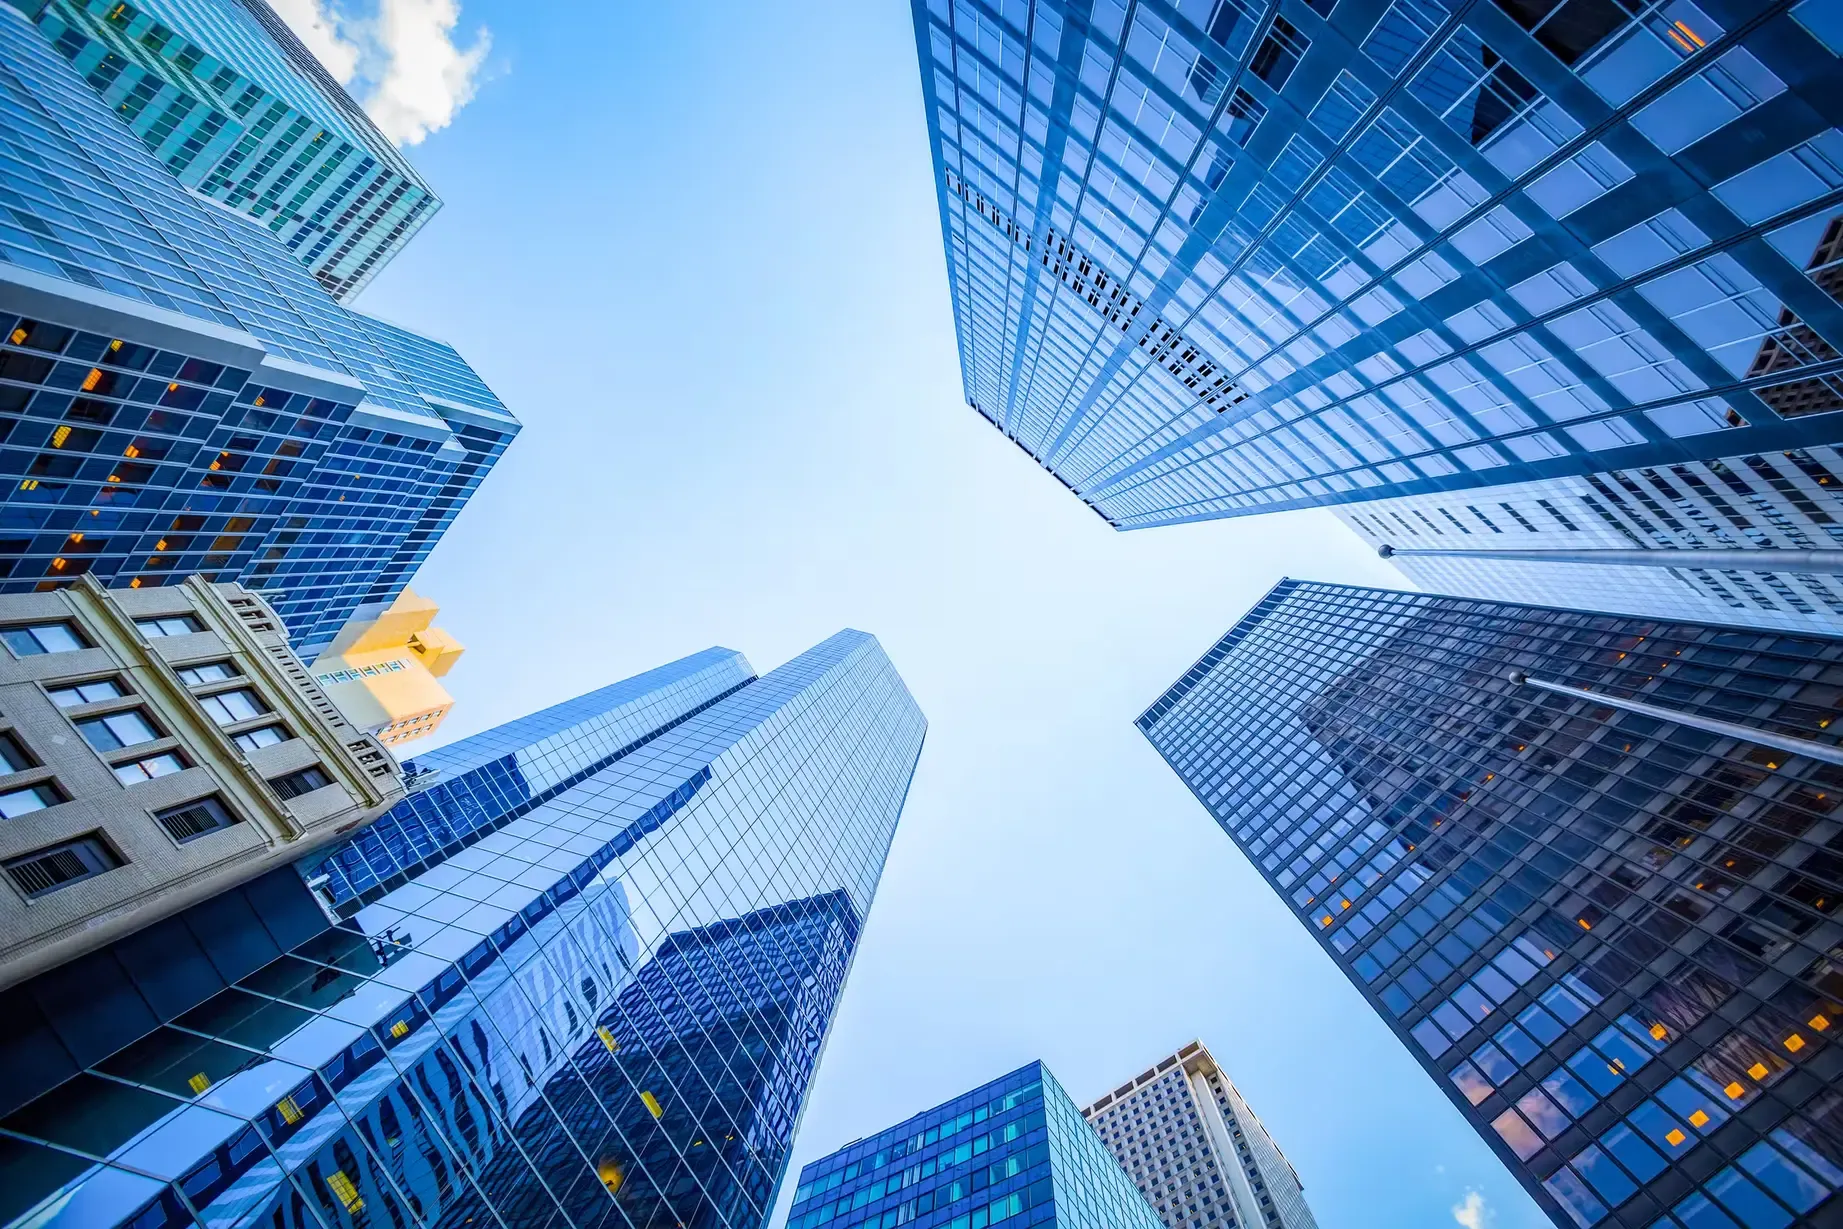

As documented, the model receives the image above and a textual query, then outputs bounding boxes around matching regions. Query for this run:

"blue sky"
[334,2,1553,1225]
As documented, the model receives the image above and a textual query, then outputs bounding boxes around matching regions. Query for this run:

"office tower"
[0,6,519,660]
[908,0,1843,585]
[1081,1041,1318,1229]
[0,572,402,988]
[1334,457,1843,635]
[18,0,439,299]
[0,629,925,1229]
[1138,580,1843,1228]
[310,587,463,746]
[788,1060,1166,1229]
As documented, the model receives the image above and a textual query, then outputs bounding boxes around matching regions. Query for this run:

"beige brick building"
[0,574,403,988]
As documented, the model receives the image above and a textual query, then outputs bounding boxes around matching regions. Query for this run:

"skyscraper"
[310,587,465,747]
[787,1060,1166,1229]
[908,0,1843,592]
[0,629,925,1229]
[1334,458,1843,635]
[1,3,517,660]
[1139,580,1843,1228]
[18,0,439,299]
[1081,1041,1319,1229]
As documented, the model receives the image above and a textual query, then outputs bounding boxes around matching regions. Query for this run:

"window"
[200,688,268,725]
[270,766,332,800]
[4,834,120,897]
[0,732,36,773]
[153,797,237,842]
[48,678,127,707]
[232,724,288,751]
[136,615,204,637]
[115,753,186,785]
[2,623,87,656]
[77,710,160,752]
[0,782,62,819]
[177,661,238,685]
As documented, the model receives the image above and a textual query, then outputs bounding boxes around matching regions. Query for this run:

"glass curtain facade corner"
[789,1061,1165,1229]
[911,0,1843,529]
[0,8,518,658]
[18,0,440,298]
[1138,580,1843,1228]
[0,630,926,1229]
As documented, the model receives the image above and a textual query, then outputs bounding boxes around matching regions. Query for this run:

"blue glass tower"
[789,1061,1166,1229]
[16,0,439,299]
[909,0,1843,537]
[0,629,926,1229]
[1140,580,1843,1228]
[0,5,518,658]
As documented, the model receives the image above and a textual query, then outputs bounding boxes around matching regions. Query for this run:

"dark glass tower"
[0,3,516,659]
[0,630,925,1229]
[1139,581,1843,1228]
[788,1060,1165,1229]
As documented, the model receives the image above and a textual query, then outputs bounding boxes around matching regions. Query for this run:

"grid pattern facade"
[0,628,926,1229]
[911,0,1843,530]
[17,0,439,299]
[0,9,517,658]
[789,1061,1165,1229]
[1081,1042,1318,1229]
[1336,446,1843,634]
[1139,580,1843,1228]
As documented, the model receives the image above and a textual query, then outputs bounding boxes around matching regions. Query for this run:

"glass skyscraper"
[908,0,1843,591]
[17,0,439,299]
[1139,580,1843,1228]
[0,3,517,659]
[0,629,926,1229]
[787,1060,1166,1229]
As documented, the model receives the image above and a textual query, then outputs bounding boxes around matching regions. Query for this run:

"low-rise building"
[0,573,402,988]
[309,587,461,746]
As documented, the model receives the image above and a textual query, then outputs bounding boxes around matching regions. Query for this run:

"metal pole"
[1507,670,1843,768]
[1377,544,1843,574]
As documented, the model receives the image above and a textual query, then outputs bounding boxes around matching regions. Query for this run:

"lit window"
[48,678,126,707]
[2,623,87,656]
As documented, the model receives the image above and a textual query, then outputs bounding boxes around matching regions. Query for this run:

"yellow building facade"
[309,589,462,746]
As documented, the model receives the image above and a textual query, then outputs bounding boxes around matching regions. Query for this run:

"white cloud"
[271,0,493,147]
[1453,1191,1493,1229]
[269,0,361,84]
[360,0,492,146]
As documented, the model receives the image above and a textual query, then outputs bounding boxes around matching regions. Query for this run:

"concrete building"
[308,587,461,746]
[0,572,402,990]
[1336,449,1843,636]
[1083,1041,1319,1229]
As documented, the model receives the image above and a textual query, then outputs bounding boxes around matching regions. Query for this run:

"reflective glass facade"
[910,0,1843,529]
[17,0,439,298]
[0,7,517,658]
[1139,580,1843,1228]
[789,1061,1165,1229]
[0,629,926,1229]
